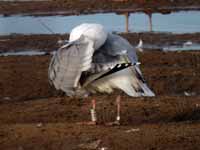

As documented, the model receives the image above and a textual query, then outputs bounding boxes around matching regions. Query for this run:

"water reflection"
[122,12,152,33]
[124,12,130,33]
[147,13,152,32]
[0,11,200,35]
[0,50,47,56]
[1,42,200,56]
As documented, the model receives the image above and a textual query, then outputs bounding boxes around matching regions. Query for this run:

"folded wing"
[48,35,94,96]
[84,33,155,97]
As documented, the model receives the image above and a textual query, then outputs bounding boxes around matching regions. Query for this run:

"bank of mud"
[1,1,200,149]
[0,43,200,150]
[0,93,200,150]
[0,51,199,101]
[1,0,200,16]
[1,33,200,52]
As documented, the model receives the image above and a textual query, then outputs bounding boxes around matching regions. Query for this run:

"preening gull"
[48,23,155,97]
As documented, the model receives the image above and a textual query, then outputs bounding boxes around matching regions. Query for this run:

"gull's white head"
[69,23,108,50]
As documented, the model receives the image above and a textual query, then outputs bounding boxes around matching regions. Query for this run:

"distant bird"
[48,23,155,97]
[136,39,144,52]
[183,41,193,47]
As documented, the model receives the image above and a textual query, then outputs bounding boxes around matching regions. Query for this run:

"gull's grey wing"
[99,33,138,64]
[89,33,138,74]
[85,33,154,97]
[48,35,94,96]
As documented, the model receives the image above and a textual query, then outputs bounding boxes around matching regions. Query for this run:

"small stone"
[125,128,140,133]
[184,91,196,96]
[36,123,43,128]
[3,97,11,100]
[99,147,108,150]
[18,146,24,150]
[78,139,101,149]
[184,91,190,96]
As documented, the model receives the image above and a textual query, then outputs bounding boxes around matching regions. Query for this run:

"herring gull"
[48,23,155,97]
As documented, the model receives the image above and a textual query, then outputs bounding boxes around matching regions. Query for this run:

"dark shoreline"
[1,0,200,16]
[1,32,200,52]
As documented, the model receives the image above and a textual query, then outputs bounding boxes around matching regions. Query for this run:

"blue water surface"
[0,11,200,35]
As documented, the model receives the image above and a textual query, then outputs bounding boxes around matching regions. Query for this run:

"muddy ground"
[1,96,200,150]
[1,32,200,52]
[0,0,200,144]
[0,48,200,149]
[1,0,200,16]
[0,51,200,100]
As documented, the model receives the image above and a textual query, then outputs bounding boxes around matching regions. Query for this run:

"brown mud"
[1,33,200,52]
[1,0,200,16]
[0,51,200,149]
[0,17,200,150]
[0,51,200,101]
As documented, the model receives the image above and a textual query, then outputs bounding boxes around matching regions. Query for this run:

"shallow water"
[1,42,200,56]
[0,11,200,35]
[143,42,200,51]
[0,50,47,56]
